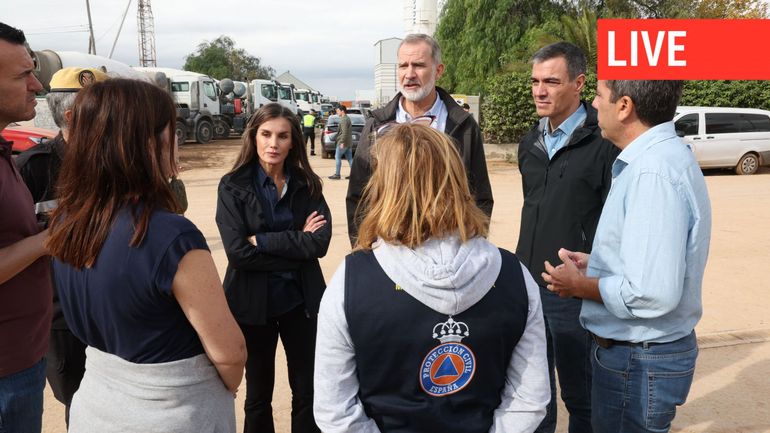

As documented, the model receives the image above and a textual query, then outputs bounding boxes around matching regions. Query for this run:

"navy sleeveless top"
[344,248,529,433]
[53,208,208,363]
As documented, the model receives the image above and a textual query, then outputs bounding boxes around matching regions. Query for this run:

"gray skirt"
[69,347,235,433]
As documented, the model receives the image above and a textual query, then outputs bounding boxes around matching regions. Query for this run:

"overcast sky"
[0,1,405,99]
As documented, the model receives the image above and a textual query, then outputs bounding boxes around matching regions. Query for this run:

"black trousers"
[46,329,87,427]
[303,127,315,152]
[240,306,320,433]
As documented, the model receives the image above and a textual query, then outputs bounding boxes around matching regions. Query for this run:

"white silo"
[403,0,438,36]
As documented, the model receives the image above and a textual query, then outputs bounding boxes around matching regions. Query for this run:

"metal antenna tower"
[137,0,157,66]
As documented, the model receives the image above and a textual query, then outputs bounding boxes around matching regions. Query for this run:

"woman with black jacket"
[216,103,331,433]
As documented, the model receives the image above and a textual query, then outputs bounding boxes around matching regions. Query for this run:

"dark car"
[321,114,366,159]
[1,123,57,154]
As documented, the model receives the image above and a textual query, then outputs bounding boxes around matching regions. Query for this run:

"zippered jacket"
[216,164,331,325]
[345,87,493,246]
[516,102,618,287]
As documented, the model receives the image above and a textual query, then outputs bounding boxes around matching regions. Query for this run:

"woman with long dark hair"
[216,102,330,433]
[46,78,246,432]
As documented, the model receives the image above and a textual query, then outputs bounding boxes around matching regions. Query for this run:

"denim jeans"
[334,144,353,176]
[0,358,46,433]
[591,331,698,433]
[535,287,593,433]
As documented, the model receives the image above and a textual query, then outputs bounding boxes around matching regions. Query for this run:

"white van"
[674,106,770,175]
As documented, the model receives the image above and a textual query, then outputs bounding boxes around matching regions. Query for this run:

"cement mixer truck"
[30,50,151,131]
[29,50,244,144]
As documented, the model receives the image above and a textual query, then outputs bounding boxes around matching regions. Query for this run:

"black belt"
[591,333,662,349]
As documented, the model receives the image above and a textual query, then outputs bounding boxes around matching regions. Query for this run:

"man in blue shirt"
[543,79,711,433]
[517,41,618,433]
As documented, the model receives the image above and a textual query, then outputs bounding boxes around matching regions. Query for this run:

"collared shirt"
[252,162,303,317]
[543,104,586,159]
[580,122,711,343]
[396,90,448,132]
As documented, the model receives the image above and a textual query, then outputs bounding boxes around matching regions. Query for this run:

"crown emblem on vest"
[432,316,470,343]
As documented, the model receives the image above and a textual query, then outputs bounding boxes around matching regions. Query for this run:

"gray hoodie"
[313,235,549,433]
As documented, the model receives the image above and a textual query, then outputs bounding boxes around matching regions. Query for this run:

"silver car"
[321,114,366,159]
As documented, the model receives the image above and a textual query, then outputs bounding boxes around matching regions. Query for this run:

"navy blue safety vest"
[344,248,529,433]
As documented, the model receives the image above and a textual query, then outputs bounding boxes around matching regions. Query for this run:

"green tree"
[435,0,564,94]
[183,36,274,81]
[560,1,598,68]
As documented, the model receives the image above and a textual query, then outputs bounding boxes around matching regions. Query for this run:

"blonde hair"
[355,123,489,250]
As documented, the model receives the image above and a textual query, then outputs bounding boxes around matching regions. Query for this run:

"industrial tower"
[137,0,157,67]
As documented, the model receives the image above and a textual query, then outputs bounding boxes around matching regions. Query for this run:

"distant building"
[275,71,317,92]
[355,89,376,107]
[374,37,402,107]
[403,0,439,36]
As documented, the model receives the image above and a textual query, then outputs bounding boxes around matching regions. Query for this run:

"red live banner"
[597,19,770,80]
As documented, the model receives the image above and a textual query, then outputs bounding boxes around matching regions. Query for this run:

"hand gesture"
[303,211,326,233]
[542,248,587,298]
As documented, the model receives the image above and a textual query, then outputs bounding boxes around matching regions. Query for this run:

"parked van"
[674,106,770,175]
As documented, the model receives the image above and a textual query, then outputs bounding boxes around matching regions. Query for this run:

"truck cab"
[295,88,312,114]
[276,81,300,116]
[249,79,279,111]
[136,67,221,144]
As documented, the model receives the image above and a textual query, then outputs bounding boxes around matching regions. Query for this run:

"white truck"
[249,79,278,111]
[295,88,313,114]
[276,81,300,116]
[134,67,233,144]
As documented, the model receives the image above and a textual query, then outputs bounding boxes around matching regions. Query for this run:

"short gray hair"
[606,80,683,127]
[46,91,78,129]
[399,33,442,65]
[531,42,586,81]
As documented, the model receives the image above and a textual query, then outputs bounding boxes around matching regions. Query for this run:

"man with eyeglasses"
[517,41,618,433]
[345,33,493,246]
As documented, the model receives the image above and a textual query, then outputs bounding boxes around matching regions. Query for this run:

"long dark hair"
[230,103,322,198]
[47,78,178,268]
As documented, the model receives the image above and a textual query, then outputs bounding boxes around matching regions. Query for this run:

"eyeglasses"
[375,115,437,137]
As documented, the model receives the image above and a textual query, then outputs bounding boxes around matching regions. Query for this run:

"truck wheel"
[214,119,229,139]
[735,153,759,175]
[175,121,186,145]
[196,120,213,144]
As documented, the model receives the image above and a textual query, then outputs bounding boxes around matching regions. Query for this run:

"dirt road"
[41,138,770,433]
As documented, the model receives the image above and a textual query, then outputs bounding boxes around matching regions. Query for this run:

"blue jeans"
[334,144,353,176]
[591,331,698,433]
[0,358,46,433]
[535,287,593,433]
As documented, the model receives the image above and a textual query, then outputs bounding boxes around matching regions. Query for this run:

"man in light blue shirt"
[542,79,711,433]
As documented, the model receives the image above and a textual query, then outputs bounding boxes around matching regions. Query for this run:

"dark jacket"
[216,163,331,325]
[516,102,619,287]
[345,87,493,246]
[16,133,68,329]
[16,132,65,204]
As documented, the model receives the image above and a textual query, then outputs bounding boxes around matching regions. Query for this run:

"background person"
[46,79,246,432]
[329,105,352,180]
[346,33,493,246]
[543,79,711,433]
[16,66,108,427]
[0,22,51,433]
[517,41,618,433]
[216,102,331,433]
[303,108,317,156]
[314,123,549,433]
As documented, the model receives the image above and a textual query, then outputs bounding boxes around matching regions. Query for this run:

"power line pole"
[85,0,97,54]
[137,0,157,66]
